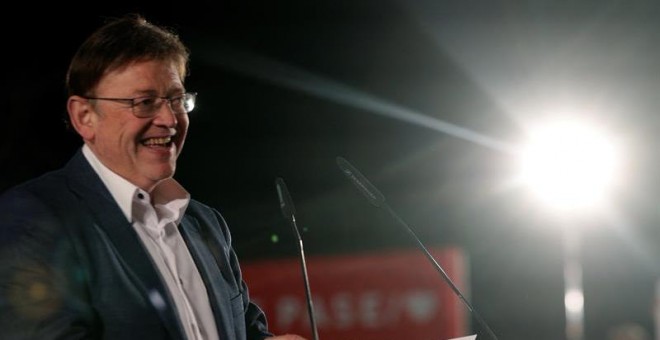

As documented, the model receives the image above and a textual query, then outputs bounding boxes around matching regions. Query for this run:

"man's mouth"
[141,136,174,147]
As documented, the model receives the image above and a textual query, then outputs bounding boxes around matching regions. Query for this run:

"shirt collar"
[81,144,190,224]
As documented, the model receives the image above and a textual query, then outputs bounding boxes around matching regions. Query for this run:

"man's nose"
[152,100,178,127]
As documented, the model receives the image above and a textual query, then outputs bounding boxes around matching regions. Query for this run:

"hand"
[265,334,308,340]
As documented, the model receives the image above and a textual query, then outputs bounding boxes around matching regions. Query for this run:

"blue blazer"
[0,150,272,340]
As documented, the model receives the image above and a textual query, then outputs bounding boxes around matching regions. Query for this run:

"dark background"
[3,1,660,339]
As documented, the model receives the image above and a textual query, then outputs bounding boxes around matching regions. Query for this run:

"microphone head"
[275,177,296,220]
[336,157,386,207]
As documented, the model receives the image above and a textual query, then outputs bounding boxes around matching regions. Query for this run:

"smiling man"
[0,14,304,340]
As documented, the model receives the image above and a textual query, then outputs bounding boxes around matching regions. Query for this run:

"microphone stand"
[275,178,320,340]
[336,157,498,340]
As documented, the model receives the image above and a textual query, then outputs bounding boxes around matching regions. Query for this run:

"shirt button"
[137,193,144,199]
[179,278,184,286]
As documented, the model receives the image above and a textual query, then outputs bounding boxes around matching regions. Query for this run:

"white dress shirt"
[82,145,219,340]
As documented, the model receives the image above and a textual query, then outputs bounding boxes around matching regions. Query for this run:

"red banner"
[242,247,468,340]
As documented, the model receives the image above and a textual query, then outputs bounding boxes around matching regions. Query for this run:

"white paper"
[448,335,476,340]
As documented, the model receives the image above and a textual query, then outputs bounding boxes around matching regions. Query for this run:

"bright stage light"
[564,288,584,314]
[518,121,620,211]
[516,119,621,340]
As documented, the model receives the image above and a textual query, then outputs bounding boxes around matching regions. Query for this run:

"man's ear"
[67,96,97,142]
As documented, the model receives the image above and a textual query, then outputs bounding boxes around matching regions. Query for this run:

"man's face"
[86,59,189,191]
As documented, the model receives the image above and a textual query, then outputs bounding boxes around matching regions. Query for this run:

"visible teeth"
[143,137,172,146]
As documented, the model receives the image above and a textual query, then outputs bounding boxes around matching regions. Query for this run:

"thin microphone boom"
[275,178,320,340]
[336,157,498,340]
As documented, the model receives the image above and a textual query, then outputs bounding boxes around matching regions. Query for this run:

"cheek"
[177,119,190,144]
[179,115,190,131]
[97,117,131,142]
[117,122,146,148]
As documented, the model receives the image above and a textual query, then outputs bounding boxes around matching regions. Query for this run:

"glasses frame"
[83,92,197,118]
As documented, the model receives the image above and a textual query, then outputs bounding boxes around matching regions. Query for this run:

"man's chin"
[139,168,176,189]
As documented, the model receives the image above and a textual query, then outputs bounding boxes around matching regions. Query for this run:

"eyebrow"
[131,88,186,97]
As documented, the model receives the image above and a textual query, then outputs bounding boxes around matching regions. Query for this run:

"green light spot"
[271,234,279,243]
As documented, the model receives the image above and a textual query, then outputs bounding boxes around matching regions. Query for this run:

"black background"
[3,1,660,339]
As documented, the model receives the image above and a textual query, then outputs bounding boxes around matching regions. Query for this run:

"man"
[0,14,305,340]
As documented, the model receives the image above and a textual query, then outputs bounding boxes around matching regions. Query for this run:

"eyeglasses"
[83,92,197,118]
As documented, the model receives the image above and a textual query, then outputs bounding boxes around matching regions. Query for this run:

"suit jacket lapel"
[63,150,186,339]
[179,215,235,340]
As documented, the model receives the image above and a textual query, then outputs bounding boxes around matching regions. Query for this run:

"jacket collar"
[64,149,187,339]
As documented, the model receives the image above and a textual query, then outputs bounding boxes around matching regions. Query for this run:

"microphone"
[336,157,385,207]
[275,178,320,340]
[335,157,499,340]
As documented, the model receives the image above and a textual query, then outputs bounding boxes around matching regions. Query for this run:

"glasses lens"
[183,93,196,113]
[133,97,160,117]
[131,93,196,117]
